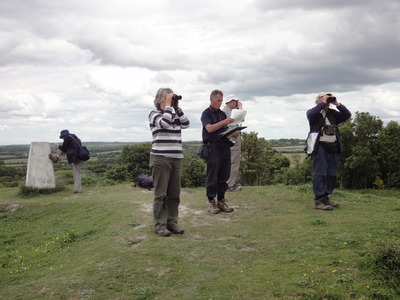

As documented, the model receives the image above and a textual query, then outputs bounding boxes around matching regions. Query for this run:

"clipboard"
[219,126,247,139]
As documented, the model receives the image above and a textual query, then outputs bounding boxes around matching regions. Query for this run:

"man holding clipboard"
[201,90,240,214]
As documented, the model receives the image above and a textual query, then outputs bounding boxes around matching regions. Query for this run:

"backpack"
[70,135,90,161]
[135,173,153,190]
[78,146,90,161]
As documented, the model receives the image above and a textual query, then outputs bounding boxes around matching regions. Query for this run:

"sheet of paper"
[230,109,246,125]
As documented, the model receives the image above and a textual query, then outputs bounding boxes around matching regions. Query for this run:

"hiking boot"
[154,227,172,237]
[313,199,333,211]
[217,200,234,213]
[48,154,59,163]
[167,226,185,234]
[322,196,340,208]
[208,200,221,214]
[228,184,241,192]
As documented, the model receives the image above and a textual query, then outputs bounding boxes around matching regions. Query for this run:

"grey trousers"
[150,155,183,230]
[72,162,82,193]
[227,136,241,188]
[57,149,82,193]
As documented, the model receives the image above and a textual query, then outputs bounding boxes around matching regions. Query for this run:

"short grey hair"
[154,87,173,108]
[210,89,223,100]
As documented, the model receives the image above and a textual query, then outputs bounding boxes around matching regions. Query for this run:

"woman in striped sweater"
[148,87,190,237]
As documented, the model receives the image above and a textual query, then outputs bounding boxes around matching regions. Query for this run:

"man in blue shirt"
[201,89,235,214]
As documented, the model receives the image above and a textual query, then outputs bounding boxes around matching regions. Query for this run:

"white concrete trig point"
[26,142,56,188]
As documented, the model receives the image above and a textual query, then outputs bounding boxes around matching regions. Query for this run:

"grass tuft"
[366,238,400,293]
[18,185,65,197]
[310,219,328,226]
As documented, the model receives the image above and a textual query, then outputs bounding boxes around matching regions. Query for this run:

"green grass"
[1,184,399,299]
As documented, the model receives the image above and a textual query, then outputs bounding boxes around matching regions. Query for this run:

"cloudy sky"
[1,0,400,145]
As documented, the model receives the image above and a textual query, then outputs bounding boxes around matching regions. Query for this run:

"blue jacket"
[58,134,82,164]
[306,102,351,153]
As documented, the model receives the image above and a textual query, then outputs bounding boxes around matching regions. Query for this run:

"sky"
[1,0,400,145]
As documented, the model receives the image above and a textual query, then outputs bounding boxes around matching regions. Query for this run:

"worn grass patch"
[1,185,399,299]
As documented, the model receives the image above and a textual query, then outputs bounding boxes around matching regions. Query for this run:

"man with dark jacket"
[49,129,83,193]
[307,93,351,210]
[201,89,235,214]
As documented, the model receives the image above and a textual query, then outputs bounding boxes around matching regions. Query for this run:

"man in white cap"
[306,92,351,210]
[223,95,243,192]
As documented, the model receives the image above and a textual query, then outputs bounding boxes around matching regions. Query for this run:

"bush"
[118,143,151,181]
[105,165,129,182]
[182,157,206,187]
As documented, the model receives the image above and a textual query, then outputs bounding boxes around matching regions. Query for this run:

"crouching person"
[49,129,83,193]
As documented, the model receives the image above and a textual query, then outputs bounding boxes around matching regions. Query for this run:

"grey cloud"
[255,0,398,11]
[71,32,190,70]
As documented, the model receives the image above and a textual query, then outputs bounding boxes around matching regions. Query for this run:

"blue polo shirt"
[201,106,228,143]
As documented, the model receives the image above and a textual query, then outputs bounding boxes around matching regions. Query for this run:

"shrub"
[105,165,129,182]
[182,157,206,187]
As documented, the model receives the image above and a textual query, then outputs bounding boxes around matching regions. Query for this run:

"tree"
[240,132,290,185]
[376,121,400,188]
[352,111,383,147]
[337,119,354,188]
[340,112,384,189]
[344,145,380,189]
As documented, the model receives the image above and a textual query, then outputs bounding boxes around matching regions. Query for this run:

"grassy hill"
[1,184,399,299]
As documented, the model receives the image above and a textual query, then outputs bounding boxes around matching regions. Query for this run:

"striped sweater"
[148,106,190,158]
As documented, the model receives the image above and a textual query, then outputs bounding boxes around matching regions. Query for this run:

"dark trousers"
[206,142,231,200]
[312,145,339,198]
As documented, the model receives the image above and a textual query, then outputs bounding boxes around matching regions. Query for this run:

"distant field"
[1,141,307,169]
[282,152,307,166]
[0,155,16,159]
[2,158,28,164]
[272,145,307,167]
[272,145,305,153]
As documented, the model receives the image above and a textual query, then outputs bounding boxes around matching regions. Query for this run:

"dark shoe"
[168,226,185,234]
[208,200,221,214]
[313,199,333,211]
[322,196,339,208]
[154,227,172,237]
[217,200,234,213]
[48,154,59,163]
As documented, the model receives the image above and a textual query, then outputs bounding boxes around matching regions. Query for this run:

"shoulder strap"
[69,135,81,147]
[318,111,328,131]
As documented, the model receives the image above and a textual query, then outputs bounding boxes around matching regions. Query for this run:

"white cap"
[225,95,238,103]
[316,92,331,100]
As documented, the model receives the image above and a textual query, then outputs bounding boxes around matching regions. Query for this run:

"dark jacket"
[201,106,228,143]
[306,102,351,153]
[58,134,82,164]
